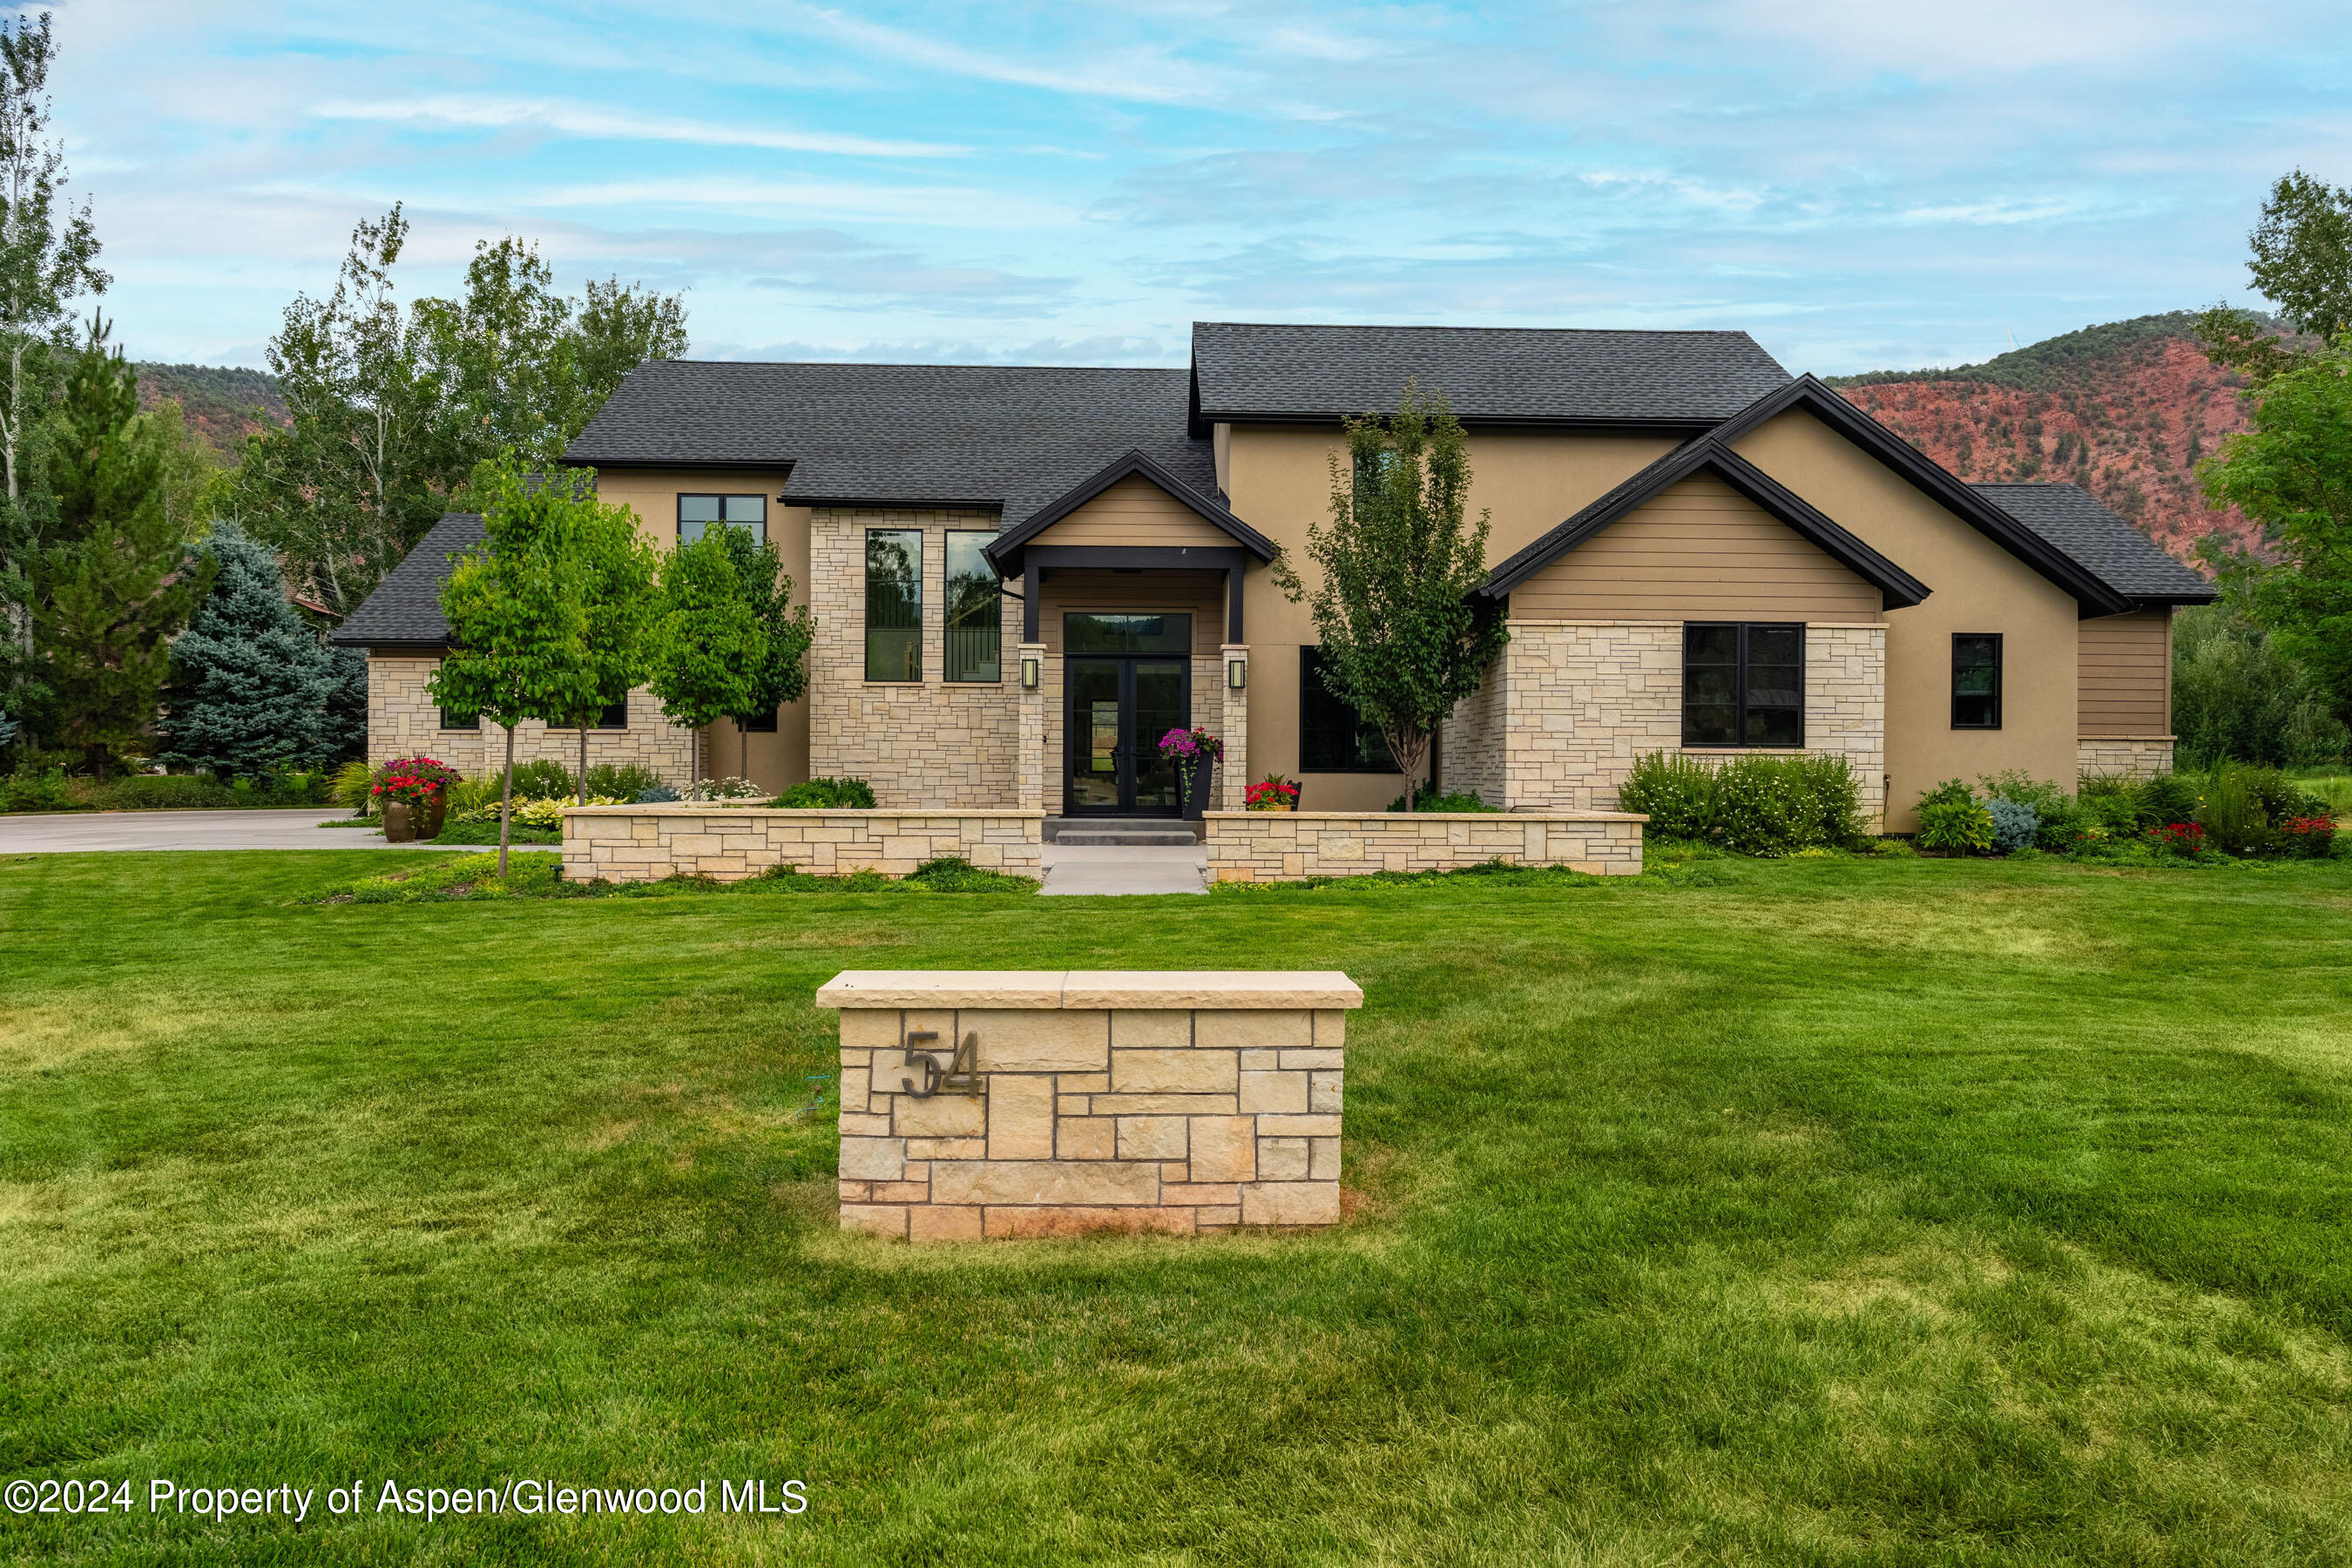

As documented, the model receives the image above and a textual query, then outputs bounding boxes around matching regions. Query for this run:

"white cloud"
[311,95,967,159]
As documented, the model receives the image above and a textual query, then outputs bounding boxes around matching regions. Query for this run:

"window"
[944,530,1002,682]
[865,529,923,681]
[596,700,628,730]
[738,709,778,733]
[1952,634,2002,729]
[438,705,476,731]
[1299,645,1399,772]
[678,494,767,545]
[1350,449,1397,511]
[1064,612,1191,654]
[1682,623,1804,747]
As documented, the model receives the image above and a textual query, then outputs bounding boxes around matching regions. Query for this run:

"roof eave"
[986,449,1276,576]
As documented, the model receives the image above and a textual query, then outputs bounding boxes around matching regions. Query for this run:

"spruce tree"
[321,644,368,763]
[157,519,335,779]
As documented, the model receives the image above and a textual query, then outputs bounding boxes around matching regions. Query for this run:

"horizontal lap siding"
[2078,610,2171,735]
[1026,476,1238,549]
[1509,477,1883,623]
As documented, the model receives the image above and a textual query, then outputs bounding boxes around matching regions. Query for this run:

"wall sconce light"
[1227,658,1247,691]
[1021,653,1041,691]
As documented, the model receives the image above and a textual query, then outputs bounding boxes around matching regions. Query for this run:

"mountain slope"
[135,362,287,464]
[1828,314,2263,564]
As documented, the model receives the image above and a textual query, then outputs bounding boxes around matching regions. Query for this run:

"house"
[330,322,2213,832]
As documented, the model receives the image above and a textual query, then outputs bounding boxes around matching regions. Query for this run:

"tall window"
[865,530,923,681]
[1952,634,2002,729]
[1299,645,1399,772]
[943,530,1002,682]
[678,494,767,544]
[1682,623,1804,747]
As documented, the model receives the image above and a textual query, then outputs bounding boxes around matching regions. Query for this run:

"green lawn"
[3,848,2350,1565]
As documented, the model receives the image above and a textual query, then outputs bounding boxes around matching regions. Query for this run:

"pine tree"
[321,644,368,764]
[156,519,335,779]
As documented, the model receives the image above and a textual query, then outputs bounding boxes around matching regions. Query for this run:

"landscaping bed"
[4,848,2350,1563]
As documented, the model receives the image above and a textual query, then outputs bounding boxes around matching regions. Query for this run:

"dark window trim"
[738,708,778,733]
[437,707,477,732]
[864,526,924,684]
[676,492,769,545]
[943,527,1004,684]
[1951,632,2003,730]
[1681,621,1806,748]
[1299,645,1401,774]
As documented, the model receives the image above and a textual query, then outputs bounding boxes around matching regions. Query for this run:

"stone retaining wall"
[1204,809,1645,882]
[561,806,1043,882]
[367,656,700,787]
[819,970,1362,1240]
[2078,736,2175,779]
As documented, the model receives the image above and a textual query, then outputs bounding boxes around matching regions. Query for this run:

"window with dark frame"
[943,529,1002,682]
[677,494,768,545]
[1299,645,1399,773]
[864,529,923,681]
[738,709,778,733]
[1681,623,1804,747]
[438,706,476,731]
[1951,633,2002,729]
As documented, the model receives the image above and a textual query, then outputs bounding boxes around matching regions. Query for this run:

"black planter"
[1184,760,1217,820]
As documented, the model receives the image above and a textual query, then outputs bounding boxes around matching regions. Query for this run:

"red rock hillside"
[1829,313,2266,570]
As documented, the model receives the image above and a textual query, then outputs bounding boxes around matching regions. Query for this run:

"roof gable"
[1479,436,1930,608]
[986,449,1275,575]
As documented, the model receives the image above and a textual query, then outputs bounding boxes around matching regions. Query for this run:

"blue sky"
[46,0,2352,375]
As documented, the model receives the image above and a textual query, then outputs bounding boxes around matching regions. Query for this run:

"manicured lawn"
[3,848,2350,1565]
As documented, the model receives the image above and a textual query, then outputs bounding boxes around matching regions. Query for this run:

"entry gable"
[1478,436,1930,609]
[986,449,1275,577]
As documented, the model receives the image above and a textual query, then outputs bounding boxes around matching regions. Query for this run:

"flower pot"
[1252,801,1294,813]
[421,796,446,840]
[383,801,415,843]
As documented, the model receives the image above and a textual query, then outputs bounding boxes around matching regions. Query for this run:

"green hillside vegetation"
[1826,311,2290,391]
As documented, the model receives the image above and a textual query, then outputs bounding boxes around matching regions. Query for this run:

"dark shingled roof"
[1191,321,1792,425]
[564,360,1219,525]
[328,512,483,646]
[1971,483,2215,604]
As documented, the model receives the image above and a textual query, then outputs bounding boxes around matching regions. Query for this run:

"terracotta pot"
[383,800,415,843]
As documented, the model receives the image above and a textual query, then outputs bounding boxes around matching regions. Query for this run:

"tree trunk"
[498,723,515,878]
[577,724,588,804]
[740,721,748,783]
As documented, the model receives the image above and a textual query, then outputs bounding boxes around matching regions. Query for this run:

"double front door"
[1065,656,1189,815]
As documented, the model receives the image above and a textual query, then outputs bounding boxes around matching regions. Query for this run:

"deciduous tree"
[714,524,812,781]
[645,531,762,783]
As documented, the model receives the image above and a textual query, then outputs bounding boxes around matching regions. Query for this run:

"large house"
[333,322,2212,831]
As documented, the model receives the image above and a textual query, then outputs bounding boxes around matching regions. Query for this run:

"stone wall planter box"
[1203,809,1646,882]
[560,806,1044,883]
[817,970,1362,1240]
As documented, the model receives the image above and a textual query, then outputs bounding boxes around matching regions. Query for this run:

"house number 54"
[902,1031,983,1098]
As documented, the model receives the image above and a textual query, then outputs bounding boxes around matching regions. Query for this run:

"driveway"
[0,809,468,855]
[1038,842,1208,896]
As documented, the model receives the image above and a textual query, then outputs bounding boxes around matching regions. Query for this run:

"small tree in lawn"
[428,468,591,875]
[715,524,812,781]
[1271,381,1507,809]
[157,519,336,779]
[645,530,762,785]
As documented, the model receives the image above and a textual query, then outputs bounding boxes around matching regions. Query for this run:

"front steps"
[1044,816,1203,847]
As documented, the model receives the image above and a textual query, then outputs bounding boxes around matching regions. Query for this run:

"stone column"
[1017,642,1047,813]
[1219,645,1249,812]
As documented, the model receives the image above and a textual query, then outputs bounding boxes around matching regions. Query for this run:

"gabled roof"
[1190,321,1792,430]
[1477,436,1931,608]
[564,361,1218,529]
[1712,375,2134,617]
[328,512,483,647]
[985,449,1275,576]
[1970,483,2215,605]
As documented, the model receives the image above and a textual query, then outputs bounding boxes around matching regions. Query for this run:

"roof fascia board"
[791,496,1006,511]
[571,457,798,474]
[986,449,1275,575]
[1203,409,1720,433]
[1712,376,2133,617]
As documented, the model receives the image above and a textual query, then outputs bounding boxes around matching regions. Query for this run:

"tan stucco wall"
[2079,609,2172,736]
[592,466,810,791]
[1509,476,1882,623]
[1727,410,2081,828]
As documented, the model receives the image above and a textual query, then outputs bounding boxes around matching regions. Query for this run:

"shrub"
[2077,774,2143,834]
[772,776,876,808]
[331,759,376,814]
[1986,796,2039,854]
[2279,815,2336,858]
[583,762,662,800]
[1714,754,1866,855]
[1618,752,1720,839]
[1382,785,1497,813]
[632,783,680,804]
[1916,798,1995,853]
[1918,778,1976,811]
[505,759,575,800]
[3,767,81,813]
[2148,821,2207,858]
[2033,801,2099,853]
[2135,774,2200,829]
[2199,762,2274,855]
[1979,771,2070,818]
[683,775,765,802]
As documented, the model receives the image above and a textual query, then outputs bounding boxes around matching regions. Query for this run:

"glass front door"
[1064,656,1191,815]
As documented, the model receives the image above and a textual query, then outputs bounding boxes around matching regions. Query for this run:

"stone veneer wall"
[561,806,1043,882]
[2078,737,2176,779]
[1459,619,1887,830]
[1205,810,1645,882]
[819,970,1362,1240]
[368,657,698,786]
[808,507,1021,809]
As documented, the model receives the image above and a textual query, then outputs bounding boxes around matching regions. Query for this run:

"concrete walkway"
[1038,841,1209,896]
[0,808,470,855]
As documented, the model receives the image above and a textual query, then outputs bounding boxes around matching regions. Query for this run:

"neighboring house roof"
[1711,376,2136,617]
[1971,483,2216,606]
[1189,321,1792,429]
[328,512,483,647]
[1478,436,1932,609]
[986,449,1277,576]
[564,360,1219,528]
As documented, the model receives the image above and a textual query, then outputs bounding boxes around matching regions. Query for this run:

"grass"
[3,848,2351,1564]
